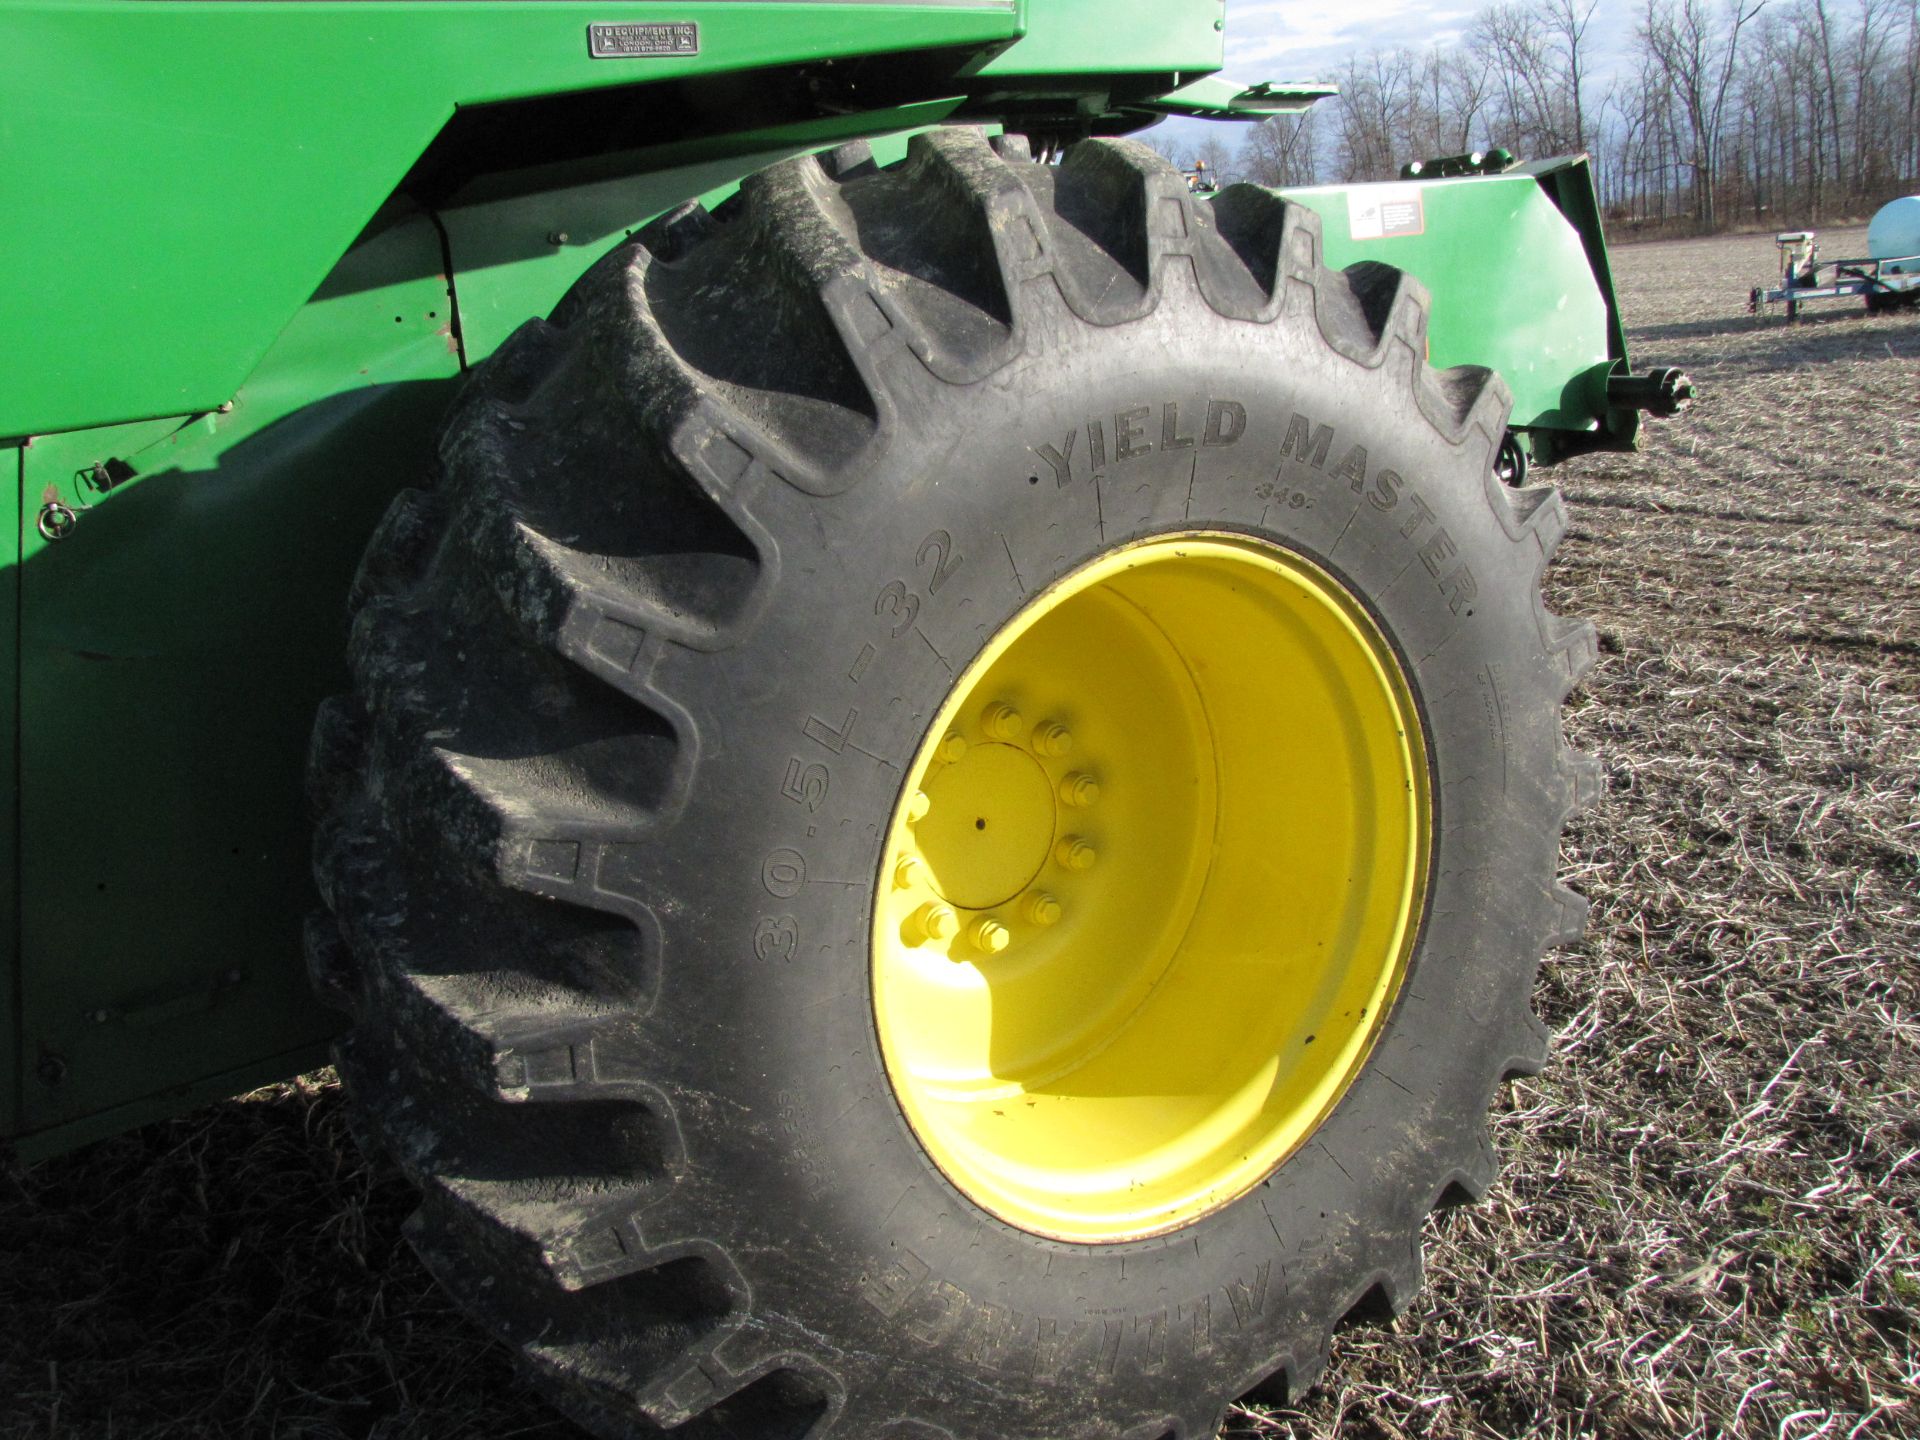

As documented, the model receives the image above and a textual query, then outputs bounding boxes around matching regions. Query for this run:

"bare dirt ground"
[3,230,1915,1440]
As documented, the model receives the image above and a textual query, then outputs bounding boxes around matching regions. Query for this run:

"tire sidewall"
[639,280,1552,1425]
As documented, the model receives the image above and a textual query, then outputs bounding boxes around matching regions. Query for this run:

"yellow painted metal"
[871,534,1431,1242]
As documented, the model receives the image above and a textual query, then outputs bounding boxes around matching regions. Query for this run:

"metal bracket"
[83,457,136,495]
[1402,149,1517,179]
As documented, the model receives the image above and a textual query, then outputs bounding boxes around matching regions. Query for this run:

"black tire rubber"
[309,129,1600,1440]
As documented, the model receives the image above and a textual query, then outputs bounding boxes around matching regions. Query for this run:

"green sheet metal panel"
[13,211,463,1145]
[0,0,1023,437]
[1521,155,1630,367]
[1281,172,1615,432]
[974,0,1221,74]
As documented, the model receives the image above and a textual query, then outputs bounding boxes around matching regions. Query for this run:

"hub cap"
[871,534,1431,1242]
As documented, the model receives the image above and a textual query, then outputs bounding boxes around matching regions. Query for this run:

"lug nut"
[1024,892,1063,927]
[915,903,958,942]
[1055,836,1097,872]
[983,703,1024,741]
[1032,721,1073,757]
[1059,772,1100,808]
[972,918,1011,953]
[906,790,931,824]
[936,732,968,764]
[893,854,923,889]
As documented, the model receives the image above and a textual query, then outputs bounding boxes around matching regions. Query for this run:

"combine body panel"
[2,2,1024,437]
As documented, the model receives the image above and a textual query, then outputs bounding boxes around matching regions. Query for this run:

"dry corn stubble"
[1233,225,1920,1440]
[2,228,1915,1440]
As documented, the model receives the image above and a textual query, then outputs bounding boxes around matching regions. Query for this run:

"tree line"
[1158,0,1920,234]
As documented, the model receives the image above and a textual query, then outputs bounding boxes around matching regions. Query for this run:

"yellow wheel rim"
[871,533,1431,1242]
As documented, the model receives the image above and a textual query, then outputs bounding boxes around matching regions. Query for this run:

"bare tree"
[1809,0,1848,199]
[1137,128,1184,167]
[1904,0,1920,181]
[1545,0,1602,149]
[1217,0,1912,230]
[1472,3,1572,153]
[1639,0,1768,229]
[1192,130,1236,185]
[1239,113,1321,187]
[1439,45,1496,149]
[1333,49,1407,180]
[1850,0,1899,191]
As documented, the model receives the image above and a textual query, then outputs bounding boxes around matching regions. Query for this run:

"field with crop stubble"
[1242,227,1920,1438]
[3,228,1916,1440]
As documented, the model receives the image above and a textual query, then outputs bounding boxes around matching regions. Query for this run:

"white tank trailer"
[1869,195,1920,273]
[1750,195,1920,318]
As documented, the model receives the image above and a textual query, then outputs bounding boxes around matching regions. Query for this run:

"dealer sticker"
[1348,184,1426,241]
[589,22,699,57]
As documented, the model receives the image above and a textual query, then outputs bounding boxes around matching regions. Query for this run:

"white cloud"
[1142,0,1645,164]
[1148,0,1483,162]
[1221,0,1641,88]
[1222,0,1484,81]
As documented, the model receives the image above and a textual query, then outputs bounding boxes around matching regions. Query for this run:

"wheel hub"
[872,534,1430,1243]
[914,741,1057,912]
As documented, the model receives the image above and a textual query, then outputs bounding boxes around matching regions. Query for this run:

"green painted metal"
[14,210,462,1143]
[971,0,1221,75]
[1281,167,1622,436]
[0,0,1025,438]
[1137,75,1338,119]
[1520,155,1631,372]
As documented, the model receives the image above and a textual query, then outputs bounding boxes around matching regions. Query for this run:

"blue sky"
[1152,0,1643,156]
[1222,0,1487,81]
[1221,0,1641,80]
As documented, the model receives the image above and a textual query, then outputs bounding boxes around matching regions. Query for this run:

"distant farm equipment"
[1749,196,1920,319]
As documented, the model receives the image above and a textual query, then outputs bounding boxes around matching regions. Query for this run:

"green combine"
[2,3,1689,1434]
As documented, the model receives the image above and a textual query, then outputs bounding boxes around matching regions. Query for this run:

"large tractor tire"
[308,130,1598,1439]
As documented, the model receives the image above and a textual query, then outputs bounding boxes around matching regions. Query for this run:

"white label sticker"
[1349,185,1427,241]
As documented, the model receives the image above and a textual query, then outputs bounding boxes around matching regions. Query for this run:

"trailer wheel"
[310,130,1598,1439]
